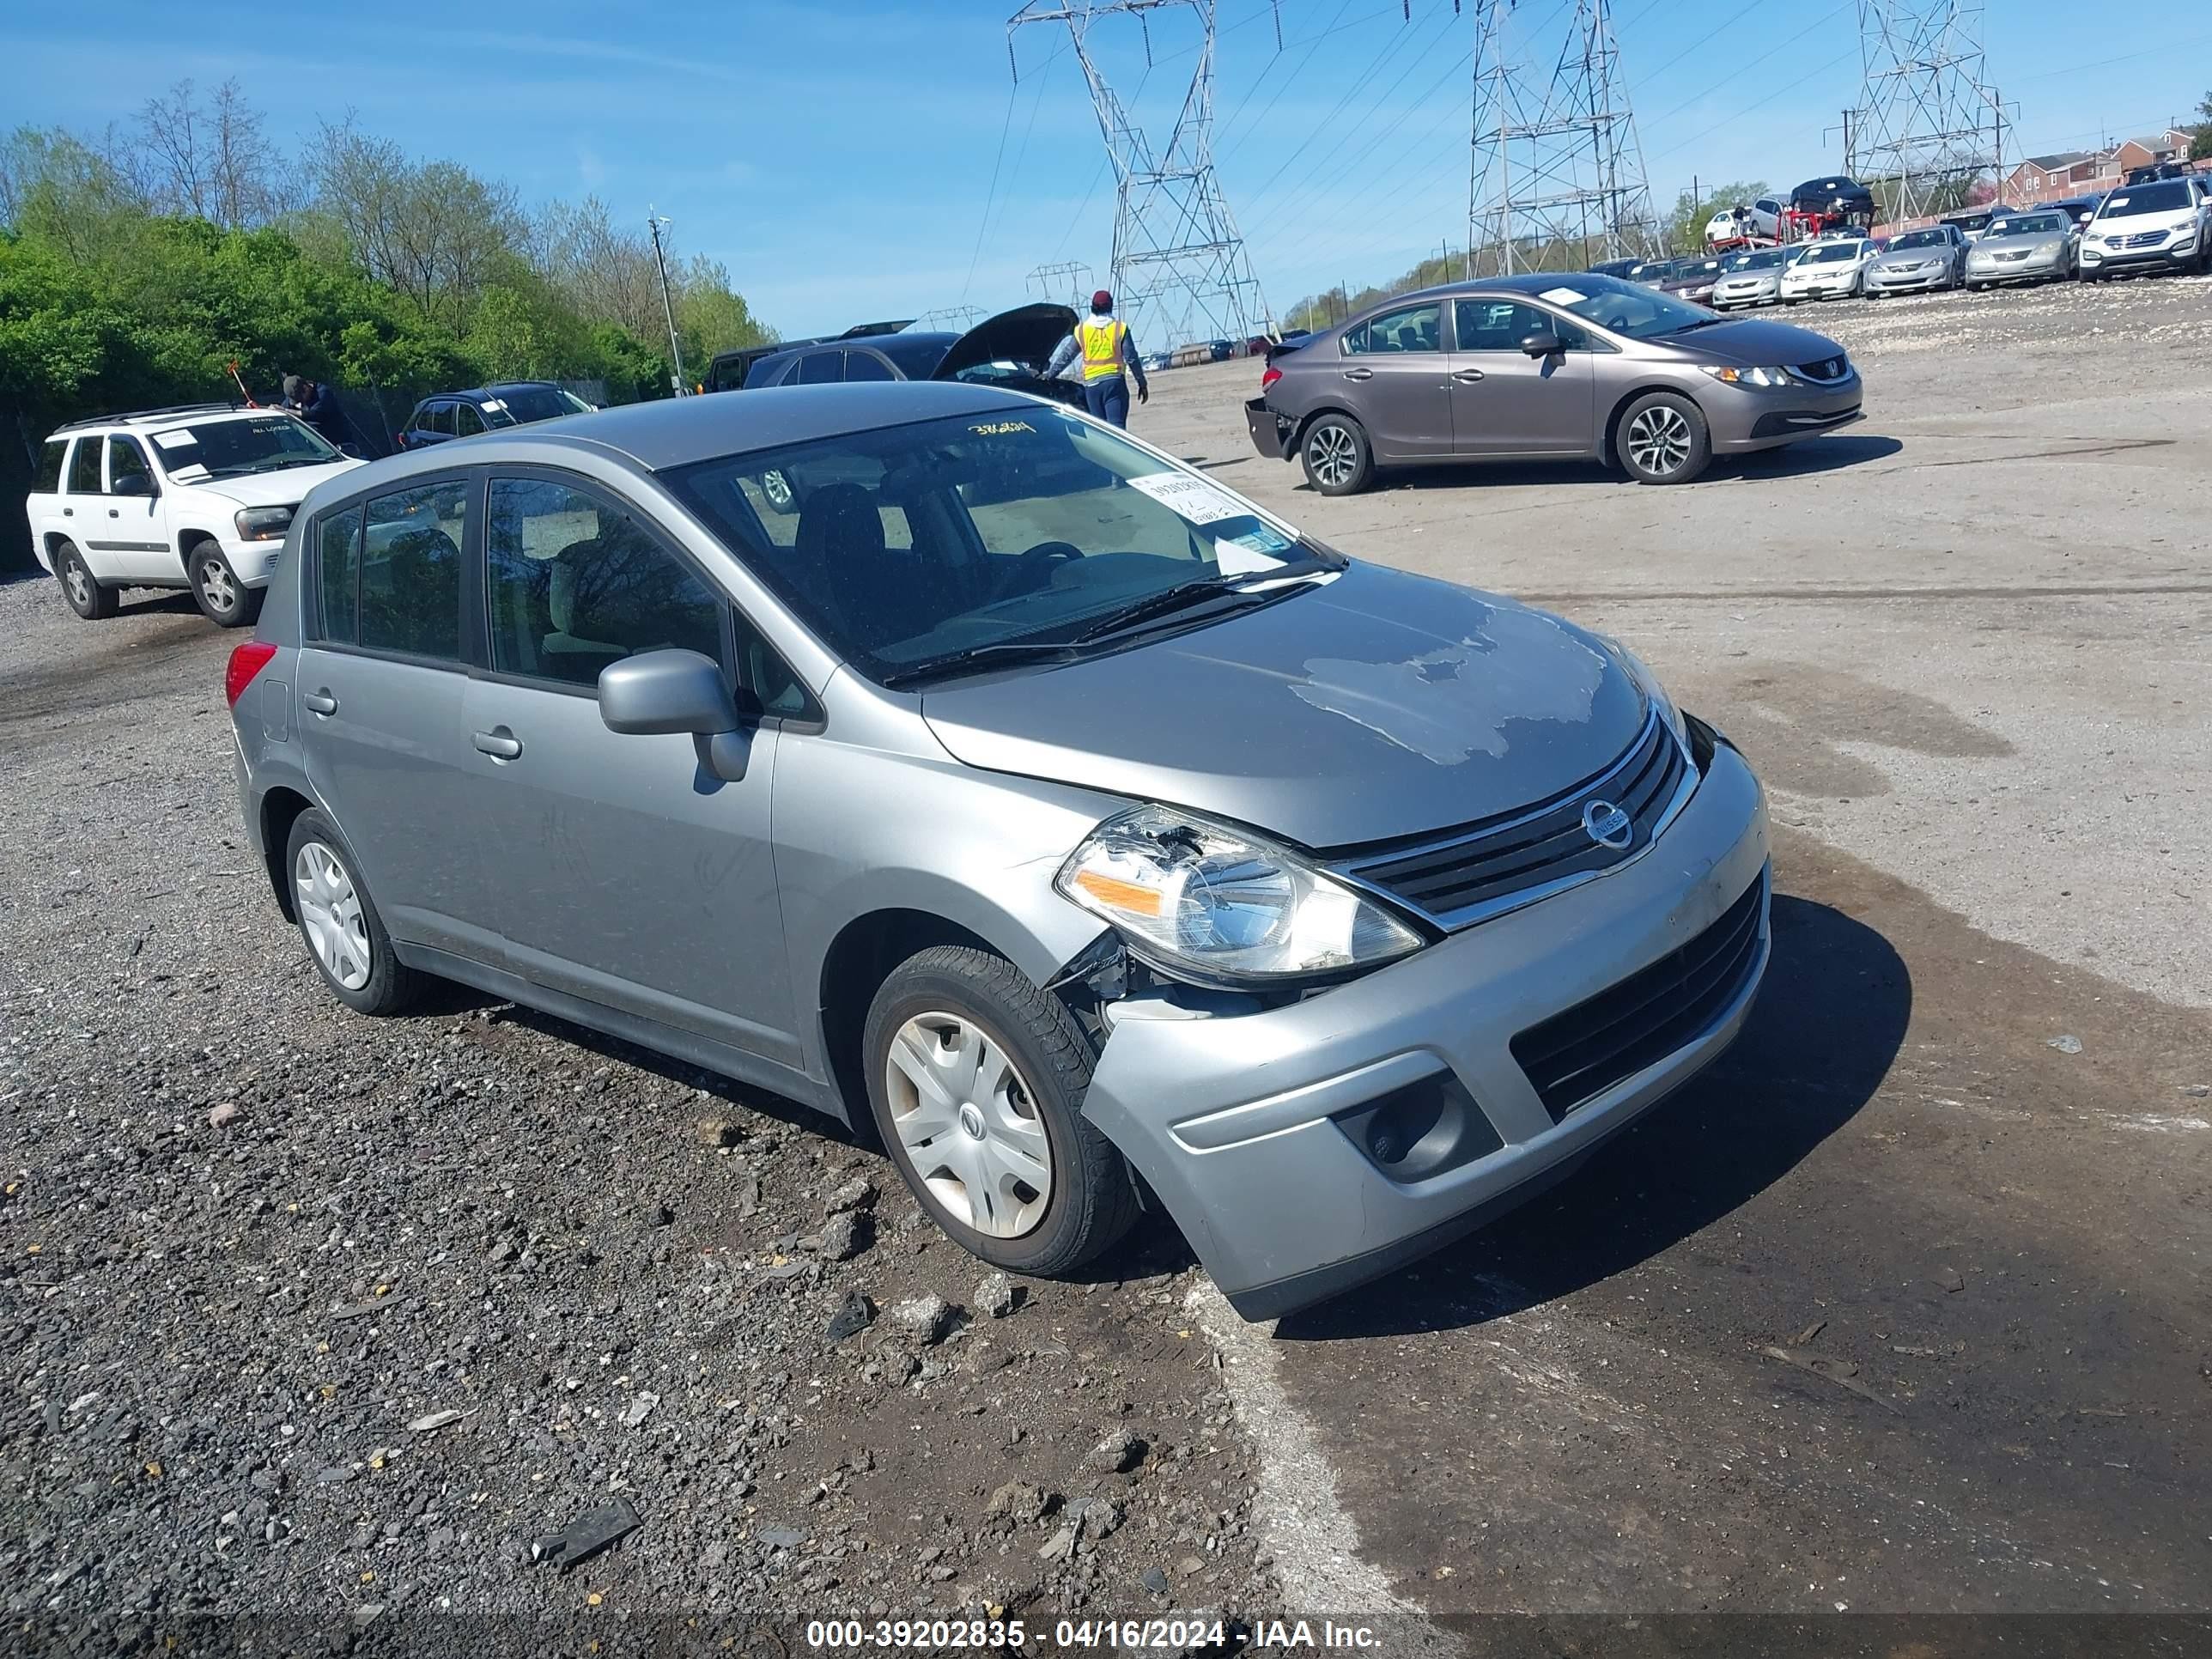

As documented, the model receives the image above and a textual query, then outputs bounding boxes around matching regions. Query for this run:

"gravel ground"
[4,264,2209,1655]
[0,580,1285,1650]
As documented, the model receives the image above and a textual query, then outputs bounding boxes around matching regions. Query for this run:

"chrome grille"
[2118,229,2168,248]
[1337,711,1693,929]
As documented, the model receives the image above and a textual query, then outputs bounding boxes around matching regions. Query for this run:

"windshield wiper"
[1666,317,1732,333]
[1070,564,1330,645]
[877,639,1087,689]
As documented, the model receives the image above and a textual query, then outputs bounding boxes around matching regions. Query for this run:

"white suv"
[24,404,364,627]
[2077,178,2212,282]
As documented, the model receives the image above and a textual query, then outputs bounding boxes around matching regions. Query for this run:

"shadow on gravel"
[1300,433,1902,495]
[1273,892,1911,1340]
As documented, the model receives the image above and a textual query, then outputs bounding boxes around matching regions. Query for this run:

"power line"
[959,81,1022,304]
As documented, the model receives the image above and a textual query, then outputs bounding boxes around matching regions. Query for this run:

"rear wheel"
[1617,392,1711,486]
[862,945,1139,1277]
[284,809,422,1017]
[52,540,116,621]
[1299,414,1374,496]
[188,540,261,629]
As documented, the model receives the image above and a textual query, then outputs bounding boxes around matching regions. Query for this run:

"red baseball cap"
[1091,289,1114,310]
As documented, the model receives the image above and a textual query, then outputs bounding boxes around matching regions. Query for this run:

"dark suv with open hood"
[743,303,1083,410]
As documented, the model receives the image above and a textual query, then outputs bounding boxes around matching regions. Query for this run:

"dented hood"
[932,302,1079,380]
[919,562,1649,849]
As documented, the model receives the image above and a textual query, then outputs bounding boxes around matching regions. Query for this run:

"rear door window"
[35,439,68,495]
[358,480,469,661]
[67,435,103,495]
[796,351,843,385]
[1342,304,1442,355]
[843,350,894,382]
[455,402,487,437]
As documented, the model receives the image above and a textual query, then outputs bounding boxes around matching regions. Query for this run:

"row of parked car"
[1614,174,2212,310]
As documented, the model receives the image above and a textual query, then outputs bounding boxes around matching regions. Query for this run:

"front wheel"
[52,540,117,621]
[1617,392,1712,486]
[188,542,262,629]
[1299,414,1374,496]
[862,945,1139,1277]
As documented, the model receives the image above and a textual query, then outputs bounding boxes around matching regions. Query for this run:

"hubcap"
[64,562,90,607]
[883,1012,1053,1239]
[201,556,237,613]
[295,842,372,991]
[1309,425,1356,488]
[1626,405,1693,477]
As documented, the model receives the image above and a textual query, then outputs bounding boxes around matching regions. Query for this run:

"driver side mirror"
[112,474,155,498]
[599,648,751,783]
[1521,332,1565,359]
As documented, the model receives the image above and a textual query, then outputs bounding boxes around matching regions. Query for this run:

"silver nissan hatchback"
[227,383,1771,1321]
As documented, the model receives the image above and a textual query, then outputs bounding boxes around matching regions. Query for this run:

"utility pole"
[1469,0,1659,274]
[647,210,687,397]
[1009,0,1277,349]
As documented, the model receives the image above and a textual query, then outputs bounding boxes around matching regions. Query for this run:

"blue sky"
[5,0,2208,336]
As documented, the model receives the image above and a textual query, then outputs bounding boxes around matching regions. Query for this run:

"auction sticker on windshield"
[1540,286,1588,305]
[1125,471,1249,525]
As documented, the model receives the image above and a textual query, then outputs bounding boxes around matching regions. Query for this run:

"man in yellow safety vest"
[1047,289,1150,428]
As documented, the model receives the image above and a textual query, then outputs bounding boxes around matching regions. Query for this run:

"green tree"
[2192,91,2212,161]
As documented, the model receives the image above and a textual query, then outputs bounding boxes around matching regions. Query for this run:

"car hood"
[1652,315,1845,368]
[187,457,365,508]
[2090,210,2197,234]
[933,302,1079,379]
[917,562,1650,849]
[1871,246,1947,265]
[1972,230,2068,253]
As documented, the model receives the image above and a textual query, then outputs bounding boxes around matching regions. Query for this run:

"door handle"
[302,689,338,715]
[62,507,73,517]
[1452,368,1486,383]
[1341,368,1374,380]
[472,726,523,760]
[108,508,120,518]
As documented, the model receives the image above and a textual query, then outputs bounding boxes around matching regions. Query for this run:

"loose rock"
[1089,1427,1145,1473]
[977,1271,1019,1318]
[826,1291,878,1342]
[892,1294,957,1346]
[826,1176,878,1216]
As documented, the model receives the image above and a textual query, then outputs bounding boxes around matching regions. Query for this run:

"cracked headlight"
[1599,635,1687,745]
[1056,806,1422,986]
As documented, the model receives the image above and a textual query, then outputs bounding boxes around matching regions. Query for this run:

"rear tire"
[862,945,1139,1278]
[284,810,423,1017]
[1616,392,1712,486]
[188,540,262,629]
[1299,414,1374,496]
[52,540,116,621]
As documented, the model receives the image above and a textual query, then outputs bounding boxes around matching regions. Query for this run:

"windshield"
[1724,249,1784,271]
[1678,260,1723,278]
[1798,242,1863,264]
[1988,213,2065,237]
[1625,261,1676,282]
[1889,228,1949,250]
[1531,274,1715,338]
[2098,182,2191,218]
[484,386,591,425]
[147,413,340,480]
[668,410,1334,684]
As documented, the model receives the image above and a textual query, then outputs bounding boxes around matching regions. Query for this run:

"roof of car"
[420,382,568,404]
[387,382,1033,476]
[50,402,254,435]
[755,332,960,368]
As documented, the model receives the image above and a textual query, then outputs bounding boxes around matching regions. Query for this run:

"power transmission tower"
[916,306,985,330]
[1852,0,2006,222]
[1009,0,1275,349]
[1467,0,1659,274]
[1028,260,1093,306]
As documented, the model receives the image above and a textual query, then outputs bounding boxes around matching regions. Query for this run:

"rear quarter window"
[35,439,68,495]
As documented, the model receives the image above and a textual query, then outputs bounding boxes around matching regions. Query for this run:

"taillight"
[226,641,277,708]
[1260,366,1282,392]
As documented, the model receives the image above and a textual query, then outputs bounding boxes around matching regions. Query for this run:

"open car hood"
[932,303,1079,380]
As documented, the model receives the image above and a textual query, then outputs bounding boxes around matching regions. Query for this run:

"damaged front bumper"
[1079,735,1771,1322]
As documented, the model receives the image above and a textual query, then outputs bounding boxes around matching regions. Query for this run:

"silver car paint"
[234,384,1771,1319]
[1865,226,1967,293]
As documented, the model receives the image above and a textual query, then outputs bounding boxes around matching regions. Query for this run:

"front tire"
[1299,414,1374,496]
[284,810,422,1017]
[52,540,116,621]
[862,945,1139,1277]
[1617,392,1711,486]
[188,541,262,629]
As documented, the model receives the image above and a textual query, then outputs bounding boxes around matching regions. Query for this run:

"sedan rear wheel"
[1300,415,1374,496]
[1618,392,1711,486]
[285,809,422,1016]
